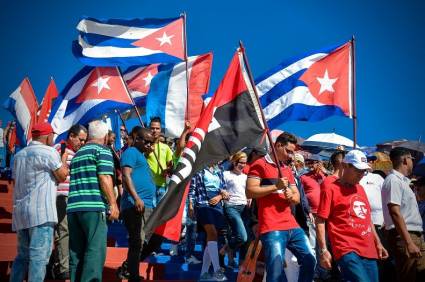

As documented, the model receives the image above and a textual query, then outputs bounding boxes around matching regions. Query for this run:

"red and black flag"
[144,48,266,242]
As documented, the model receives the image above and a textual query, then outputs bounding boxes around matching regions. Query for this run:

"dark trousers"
[122,207,153,281]
[387,229,425,282]
[68,211,107,282]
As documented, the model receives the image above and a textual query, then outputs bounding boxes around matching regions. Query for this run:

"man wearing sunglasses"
[316,150,388,282]
[382,147,425,281]
[120,127,157,282]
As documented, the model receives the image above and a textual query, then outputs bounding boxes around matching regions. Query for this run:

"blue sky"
[1,0,424,146]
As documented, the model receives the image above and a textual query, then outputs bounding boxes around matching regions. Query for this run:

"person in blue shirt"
[120,127,156,282]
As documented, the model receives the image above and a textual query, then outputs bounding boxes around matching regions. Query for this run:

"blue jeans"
[153,185,167,207]
[337,252,378,282]
[261,228,316,282]
[10,223,54,282]
[224,203,249,250]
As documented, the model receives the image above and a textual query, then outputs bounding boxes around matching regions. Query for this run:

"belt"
[388,228,423,237]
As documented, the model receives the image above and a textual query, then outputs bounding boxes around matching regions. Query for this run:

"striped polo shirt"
[54,142,76,196]
[67,143,114,213]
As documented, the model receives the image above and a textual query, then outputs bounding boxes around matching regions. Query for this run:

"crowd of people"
[7,117,425,282]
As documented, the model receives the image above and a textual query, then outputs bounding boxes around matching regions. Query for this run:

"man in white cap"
[316,150,388,282]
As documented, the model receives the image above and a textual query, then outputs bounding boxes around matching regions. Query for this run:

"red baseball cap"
[31,122,55,137]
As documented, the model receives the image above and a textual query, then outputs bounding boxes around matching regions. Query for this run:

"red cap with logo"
[31,122,55,137]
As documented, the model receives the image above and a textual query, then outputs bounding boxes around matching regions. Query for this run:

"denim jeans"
[260,228,316,282]
[223,203,250,251]
[153,185,167,207]
[337,252,378,282]
[10,222,55,282]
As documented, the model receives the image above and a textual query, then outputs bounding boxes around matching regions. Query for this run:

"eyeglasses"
[237,161,247,165]
[349,164,368,176]
[135,137,154,145]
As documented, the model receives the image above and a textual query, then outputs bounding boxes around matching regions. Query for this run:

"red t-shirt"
[248,156,299,234]
[317,180,378,260]
[300,171,324,213]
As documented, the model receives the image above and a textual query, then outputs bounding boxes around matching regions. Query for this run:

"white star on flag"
[143,72,154,87]
[316,69,338,95]
[156,32,174,46]
[91,76,111,94]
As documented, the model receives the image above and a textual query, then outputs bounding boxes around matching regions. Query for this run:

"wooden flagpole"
[239,41,283,178]
[351,36,357,149]
[181,12,190,123]
[116,66,145,127]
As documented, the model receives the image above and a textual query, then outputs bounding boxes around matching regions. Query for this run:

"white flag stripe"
[77,19,160,40]
[164,56,197,137]
[263,86,324,121]
[256,53,328,97]
[79,36,161,58]
[10,86,32,138]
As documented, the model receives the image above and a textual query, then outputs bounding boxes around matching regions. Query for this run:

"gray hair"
[88,120,109,140]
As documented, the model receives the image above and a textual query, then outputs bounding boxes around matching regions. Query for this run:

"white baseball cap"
[294,153,305,164]
[343,150,371,170]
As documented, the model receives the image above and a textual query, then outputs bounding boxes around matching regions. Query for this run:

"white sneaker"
[213,270,228,281]
[186,255,201,264]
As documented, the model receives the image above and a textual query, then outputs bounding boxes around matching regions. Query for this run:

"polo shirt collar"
[391,169,410,183]
[28,140,43,146]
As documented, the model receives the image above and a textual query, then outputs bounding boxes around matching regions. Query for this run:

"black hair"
[150,116,161,125]
[390,147,411,168]
[275,132,297,146]
[67,124,87,139]
[130,126,142,138]
[330,150,346,167]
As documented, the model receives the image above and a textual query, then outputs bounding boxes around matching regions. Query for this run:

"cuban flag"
[73,16,184,67]
[2,78,39,146]
[124,53,213,138]
[255,41,353,129]
[49,67,134,142]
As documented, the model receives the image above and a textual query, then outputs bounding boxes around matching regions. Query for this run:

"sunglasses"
[237,161,247,165]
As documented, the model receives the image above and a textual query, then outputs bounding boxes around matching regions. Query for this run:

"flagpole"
[181,12,190,123]
[114,109,128,132]
[351,36,357,149]
[239,41,283,179]
[116,66,145,127]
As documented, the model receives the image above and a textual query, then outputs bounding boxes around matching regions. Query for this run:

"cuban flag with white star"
[49,67,134,142]
[255,41,353,129]
[73,16,184,67]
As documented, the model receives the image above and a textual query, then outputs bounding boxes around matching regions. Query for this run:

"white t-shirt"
[382,170,423,232]
[223,170,248,205]
[360,172,384,226]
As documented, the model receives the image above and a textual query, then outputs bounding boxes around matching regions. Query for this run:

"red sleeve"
[248,159,263,178]
[317,183,333,219]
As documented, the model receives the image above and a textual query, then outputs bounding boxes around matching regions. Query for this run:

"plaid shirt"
[189,166,226,206]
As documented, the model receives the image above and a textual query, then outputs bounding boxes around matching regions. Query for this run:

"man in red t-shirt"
[316,150,388,282]
[247,132,316,282]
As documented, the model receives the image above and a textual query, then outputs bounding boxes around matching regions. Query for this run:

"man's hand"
[209,194,223,206]
[221,190,230,200]
[108,203,119,221]
[319,249,332,269]
[308,212,315,226]
[376,242,389,260]
[406,241,422,258]
[276,177,289,190]
[134,198,145,213]
[284,187,294,201]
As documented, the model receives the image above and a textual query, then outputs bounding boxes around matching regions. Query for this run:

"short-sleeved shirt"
[317,180,378,260]
[223,171,248,205]
[382,170,423,232]
[120,147,156,210]
[360,172,385,226]
[248,155,299,234]
[67,143,114,213]
[54,142,76,196]
[300,171,324,213]
[12,141,62,231]
[147,142,173,187]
